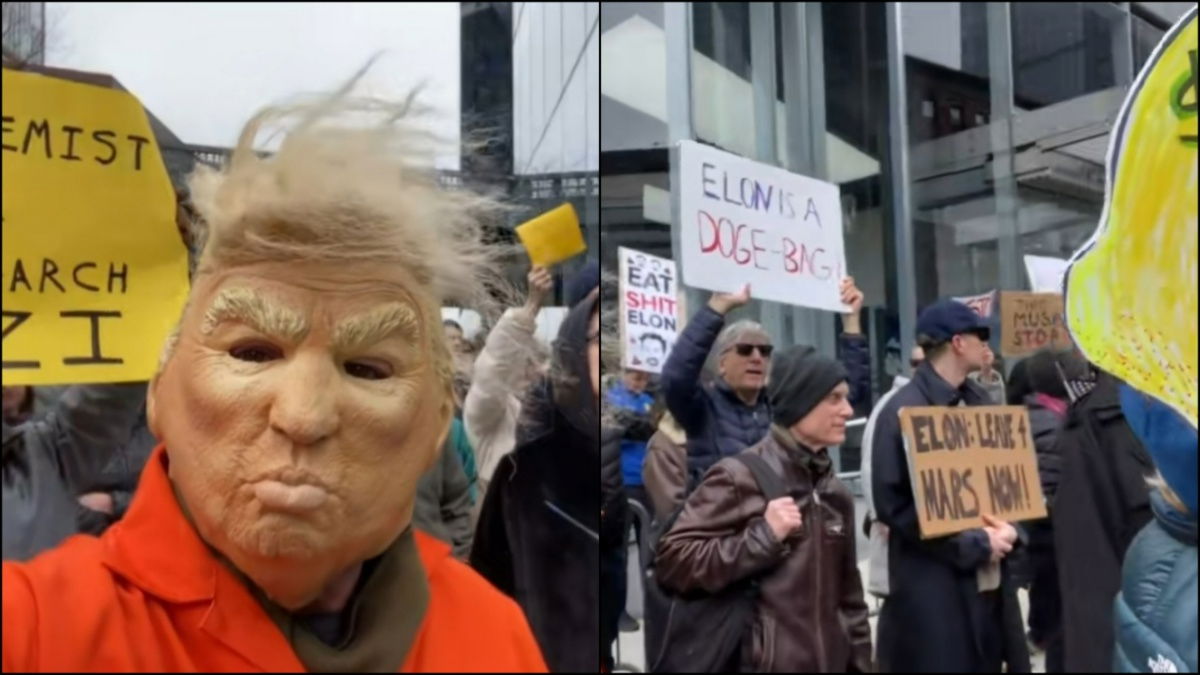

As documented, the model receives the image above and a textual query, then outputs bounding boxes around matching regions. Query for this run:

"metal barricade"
[614,496,653,673]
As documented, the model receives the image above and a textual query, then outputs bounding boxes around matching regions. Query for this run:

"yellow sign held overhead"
[515,202,586,267]
[1063,8,1198,430]
[2,67,190,385]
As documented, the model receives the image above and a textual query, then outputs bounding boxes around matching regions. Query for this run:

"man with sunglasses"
[661,278,869,493]
[871,299,1030,673]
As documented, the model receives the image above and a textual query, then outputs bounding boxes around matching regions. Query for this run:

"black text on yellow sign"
[1,67,189,386]
[3,256,133,370]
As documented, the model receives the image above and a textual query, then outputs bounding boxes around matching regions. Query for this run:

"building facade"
[460,2,600,303]
[511,0,600,275]
[601,1,1192,470]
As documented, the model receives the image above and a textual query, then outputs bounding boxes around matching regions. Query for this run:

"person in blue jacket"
[660,278,869,489]
[1112,387,1196,673]
[606,368,656,522]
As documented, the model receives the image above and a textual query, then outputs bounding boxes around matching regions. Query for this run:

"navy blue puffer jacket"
[661,305,869,488]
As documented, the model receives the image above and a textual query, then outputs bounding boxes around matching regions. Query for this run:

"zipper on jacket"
[813,477,827,671]
[544,500,599,542]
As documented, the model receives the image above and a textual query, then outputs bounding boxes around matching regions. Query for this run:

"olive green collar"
[248,528,429,672]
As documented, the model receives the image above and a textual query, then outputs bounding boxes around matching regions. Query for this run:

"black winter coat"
[662,305,870,488]
[1050,372,1153,673]
[871,363,1030,673]
[1025,394,1066,500]
[600,425,627,548]
[470,294,599,673]
[1019,394,1066,647]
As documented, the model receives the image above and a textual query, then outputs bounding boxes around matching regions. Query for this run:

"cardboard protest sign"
[1064,7,1198,429]
[1023,255,1068,294]
[999,292,1072,357]
[898,406,1047,539]
[618,247,679,374]
[1,68,189,385]
[515,202,586,267]
[952,290,996,318]
[677,139,849,313]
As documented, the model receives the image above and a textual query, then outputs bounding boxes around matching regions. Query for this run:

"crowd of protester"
[3,259,604,665]
[1,73,605,673]
[602,286,1195,674]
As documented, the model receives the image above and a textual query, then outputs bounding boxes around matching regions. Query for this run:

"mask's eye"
[345,361,391,380]
[230,344,282,363]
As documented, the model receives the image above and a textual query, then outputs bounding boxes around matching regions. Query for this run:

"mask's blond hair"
[160,60,520,396]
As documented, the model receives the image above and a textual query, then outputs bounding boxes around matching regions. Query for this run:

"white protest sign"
[678,140,849,313]
[1024,255,1069,294]
[952,290,997,318]
[441,307,483,339]
[619,247,680,374]
[444,305,560,351]
[535,307,568,347]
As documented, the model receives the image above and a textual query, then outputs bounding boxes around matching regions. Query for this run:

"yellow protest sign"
[1064,8,1197,430]
[515,202,586,266]
[2,68,190,385]
[898,406,1047,539]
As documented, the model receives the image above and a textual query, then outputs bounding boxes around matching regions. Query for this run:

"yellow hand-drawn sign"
[2,68,190,385]
[1064,7,1198,429]
[515,202,586,267]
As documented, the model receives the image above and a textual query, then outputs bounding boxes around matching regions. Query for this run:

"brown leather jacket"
[656,426,873,672]
[643,413,687,523]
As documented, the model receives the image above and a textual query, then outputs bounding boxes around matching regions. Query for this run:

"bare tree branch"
[3,2,68,69]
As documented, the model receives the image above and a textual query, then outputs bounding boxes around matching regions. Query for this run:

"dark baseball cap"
[916,299,991,343]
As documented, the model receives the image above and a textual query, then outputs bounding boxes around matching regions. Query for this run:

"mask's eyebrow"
[333,302,420,352]
[201,287,309,342]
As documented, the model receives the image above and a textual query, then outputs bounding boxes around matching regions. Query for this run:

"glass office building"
[601,1,1192,449]
[461,2,600,300]
[512,1,601,266]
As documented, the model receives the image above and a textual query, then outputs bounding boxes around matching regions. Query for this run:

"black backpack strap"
[732,453,788,502]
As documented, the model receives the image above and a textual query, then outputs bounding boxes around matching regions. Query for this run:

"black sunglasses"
[733,343,773,358]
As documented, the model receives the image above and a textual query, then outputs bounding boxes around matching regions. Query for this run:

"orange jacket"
[2,446,547,673]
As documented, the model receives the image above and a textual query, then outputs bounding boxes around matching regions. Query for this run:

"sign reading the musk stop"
[618,247,679,375]
[1000,292,1072,357]
[899,406,1047,538]
[678,140,849,313]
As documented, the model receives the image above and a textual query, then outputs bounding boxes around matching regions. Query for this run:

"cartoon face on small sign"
[618,247,679,375]
[1064,7,1198,430]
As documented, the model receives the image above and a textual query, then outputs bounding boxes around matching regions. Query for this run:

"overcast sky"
[47,2,462,168]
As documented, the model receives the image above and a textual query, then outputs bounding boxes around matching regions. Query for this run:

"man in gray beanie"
[656,345,872,672]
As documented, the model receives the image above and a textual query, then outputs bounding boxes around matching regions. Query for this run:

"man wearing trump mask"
[2,71,546,673]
